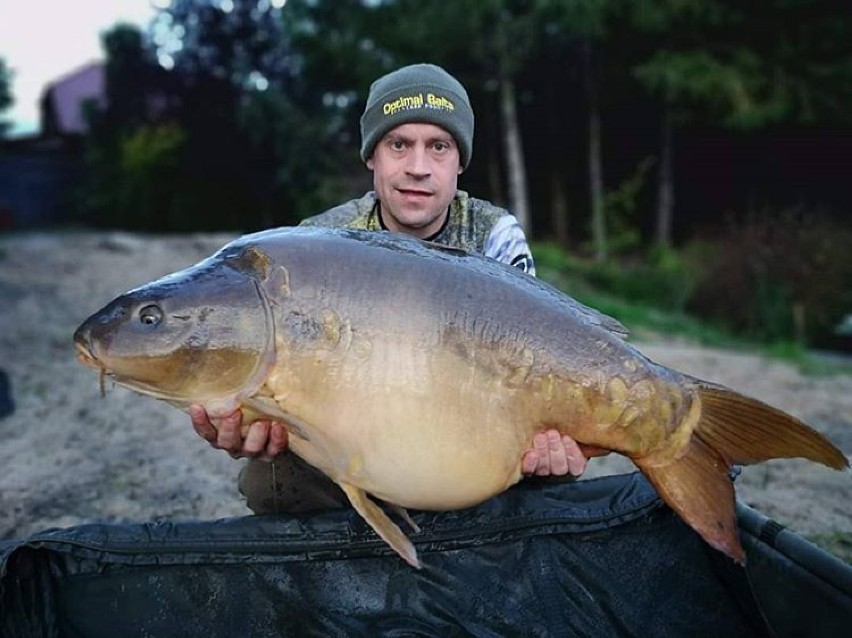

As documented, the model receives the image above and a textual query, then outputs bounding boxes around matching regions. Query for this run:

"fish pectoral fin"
[388,503,421,533]
[338,482,421,569]
[635,438,744,565]
[241,396,311,441]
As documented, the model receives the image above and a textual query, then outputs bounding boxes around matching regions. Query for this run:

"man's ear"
[366,156,375,170]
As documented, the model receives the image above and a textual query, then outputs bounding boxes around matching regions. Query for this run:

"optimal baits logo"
[383,93,455,116]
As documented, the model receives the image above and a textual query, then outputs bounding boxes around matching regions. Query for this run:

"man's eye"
[390,140,405,150]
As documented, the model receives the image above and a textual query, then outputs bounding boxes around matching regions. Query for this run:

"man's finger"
[521,450,538,475]
[563,435,588,476]
[546,430,569,476]
[215,410,243,452]
[532,431,551,476]
[264,422,289,459]
[189,405,217,442]
[242,421,271,457]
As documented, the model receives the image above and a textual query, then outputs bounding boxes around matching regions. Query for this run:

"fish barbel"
[73,227,848,568]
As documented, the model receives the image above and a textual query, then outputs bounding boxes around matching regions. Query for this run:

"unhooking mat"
[0,472,784,637]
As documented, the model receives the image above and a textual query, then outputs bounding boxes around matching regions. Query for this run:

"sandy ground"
[1,231,850,559]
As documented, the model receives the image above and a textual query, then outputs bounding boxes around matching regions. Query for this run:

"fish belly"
[286,391,529,511]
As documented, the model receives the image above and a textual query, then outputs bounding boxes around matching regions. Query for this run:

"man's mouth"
[396,188,432,198]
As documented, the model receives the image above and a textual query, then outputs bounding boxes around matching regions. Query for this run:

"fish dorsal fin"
[241,396,312,441]
[417,237,630,339]
[564,297,630,339]
[419,239,469,257]
[384,230,629,339]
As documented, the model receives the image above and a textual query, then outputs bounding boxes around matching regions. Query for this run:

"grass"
[533,242,852,377]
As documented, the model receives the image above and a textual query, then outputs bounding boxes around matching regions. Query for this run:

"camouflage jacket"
[299,190,536,275]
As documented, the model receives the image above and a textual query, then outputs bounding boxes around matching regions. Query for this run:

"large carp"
[74,227,848,568]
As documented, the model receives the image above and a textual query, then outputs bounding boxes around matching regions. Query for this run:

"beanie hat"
[360,64,475,168]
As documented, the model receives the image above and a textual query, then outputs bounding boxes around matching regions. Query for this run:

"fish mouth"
[73,339,174,402]
[75,340,102,370]
[75,341,112,396]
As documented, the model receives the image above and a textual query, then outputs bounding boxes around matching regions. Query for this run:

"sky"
[0,1,161,136]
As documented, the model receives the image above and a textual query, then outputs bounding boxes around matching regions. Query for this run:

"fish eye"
[139,304,164,326]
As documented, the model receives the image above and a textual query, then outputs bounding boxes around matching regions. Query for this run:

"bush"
[534,241,701,313]
[685,210,852,346]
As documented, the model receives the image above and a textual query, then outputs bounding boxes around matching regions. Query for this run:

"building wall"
[0,139,86,228]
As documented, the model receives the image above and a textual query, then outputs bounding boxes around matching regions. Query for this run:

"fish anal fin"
[389,504,421,533]
[339,482,421,569]
[636,437,745,565]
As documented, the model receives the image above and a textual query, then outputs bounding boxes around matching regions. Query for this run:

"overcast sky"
[0,1,159,136]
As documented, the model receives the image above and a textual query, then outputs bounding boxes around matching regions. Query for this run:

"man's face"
[367,123,463,238]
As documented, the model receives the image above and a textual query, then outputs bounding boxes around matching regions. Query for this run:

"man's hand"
[521,430,588,477]
[192,406,588,478]
[189,405,288,462]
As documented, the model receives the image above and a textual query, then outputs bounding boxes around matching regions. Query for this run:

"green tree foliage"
[630,1,792,129]
[628,0,852,246]
[629,0,852,128]
[85,3,343,230]
[118,124,188,229]
[152,0,291,229]
[83,25,180,228]
[148,0,382,227]
[271,0,389,214]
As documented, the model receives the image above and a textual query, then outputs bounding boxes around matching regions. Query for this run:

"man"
[191,64,589,513]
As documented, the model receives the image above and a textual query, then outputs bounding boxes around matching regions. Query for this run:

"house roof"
[41,61,106,135]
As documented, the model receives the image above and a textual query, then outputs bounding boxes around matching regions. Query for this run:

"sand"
[1,231,849,558]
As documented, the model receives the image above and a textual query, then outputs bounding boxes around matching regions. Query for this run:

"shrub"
[685,209,852,346]
[534,241,701,313]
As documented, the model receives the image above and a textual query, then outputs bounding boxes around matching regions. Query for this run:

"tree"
[83,24,181,228]
[152,0,381,225]
[276,0,392,213]
[537,0,617,260]
[0,58,13,138]
[633,44,788,246]
[78,0,852,240]
[490,0,537,232]
[150,0,291,228]
[629,0,852,247]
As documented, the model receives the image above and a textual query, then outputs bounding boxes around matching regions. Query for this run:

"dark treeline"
[18,0,852,346]
[76,1,852,239]
[0,59,11,138]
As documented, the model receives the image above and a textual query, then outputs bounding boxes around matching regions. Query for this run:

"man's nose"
[404,146,431,177]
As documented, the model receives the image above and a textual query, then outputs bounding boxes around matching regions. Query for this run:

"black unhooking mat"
[0,473,777,637]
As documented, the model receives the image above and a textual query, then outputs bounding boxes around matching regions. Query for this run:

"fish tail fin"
[635,437,744,563]
[693,383,848,469]
[635,384,848,565]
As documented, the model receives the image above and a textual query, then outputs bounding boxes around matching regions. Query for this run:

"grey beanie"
[360,63,475,168]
